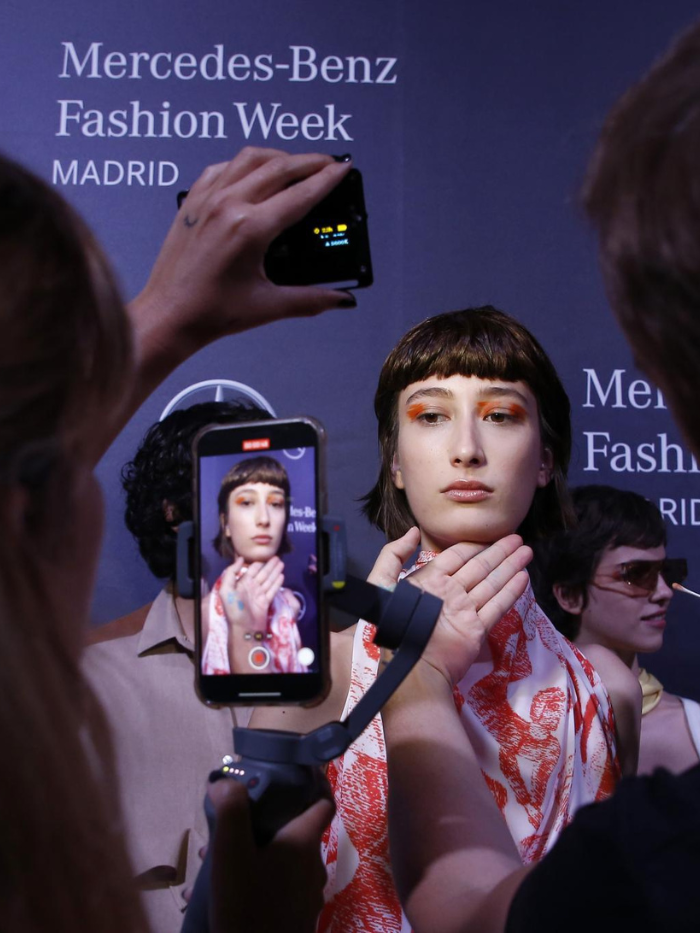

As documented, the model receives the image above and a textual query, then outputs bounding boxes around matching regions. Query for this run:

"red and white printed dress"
[201,570,307,674]
[318,557,620,933]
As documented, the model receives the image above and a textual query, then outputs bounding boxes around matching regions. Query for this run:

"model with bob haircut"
[252,305,639,933]
[363,305,573,545]
[203,454,307,675]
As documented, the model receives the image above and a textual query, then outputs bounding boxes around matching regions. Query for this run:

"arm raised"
[380,535,534,933]
[107,148,355,450]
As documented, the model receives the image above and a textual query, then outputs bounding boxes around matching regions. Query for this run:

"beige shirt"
[82,587,251,933]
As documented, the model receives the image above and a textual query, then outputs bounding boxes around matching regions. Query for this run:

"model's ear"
[220,513,231,538]
[537,447,554,488]
[391,453,405,490]
[553,583,584,615]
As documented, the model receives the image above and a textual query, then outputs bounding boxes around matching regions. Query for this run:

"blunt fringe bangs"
[214,455,292,559]
[362,306,573,543]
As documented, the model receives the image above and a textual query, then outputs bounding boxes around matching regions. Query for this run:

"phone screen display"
[194,419,328,705]
[264,168,372,289]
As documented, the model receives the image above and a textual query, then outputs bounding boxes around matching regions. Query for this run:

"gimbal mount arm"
[181,573,442,933]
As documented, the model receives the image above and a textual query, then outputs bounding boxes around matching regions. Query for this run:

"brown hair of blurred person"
[583,20,700,454]
[0,152,147,932]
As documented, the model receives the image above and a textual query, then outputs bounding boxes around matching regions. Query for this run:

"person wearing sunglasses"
[531,484,697,776]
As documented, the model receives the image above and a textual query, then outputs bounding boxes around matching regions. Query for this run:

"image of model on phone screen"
[201,456,309,675]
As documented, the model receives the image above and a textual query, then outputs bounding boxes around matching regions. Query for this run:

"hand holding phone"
[177,161,372,292]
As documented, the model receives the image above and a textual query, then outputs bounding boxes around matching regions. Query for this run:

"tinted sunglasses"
[595,558,688,595]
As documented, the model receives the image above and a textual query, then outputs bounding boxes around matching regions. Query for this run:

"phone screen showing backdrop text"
[197,423,321,689]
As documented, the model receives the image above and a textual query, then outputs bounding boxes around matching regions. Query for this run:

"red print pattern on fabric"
[466,608,568,831]
[320,627,404,932]
[320,572,620,933]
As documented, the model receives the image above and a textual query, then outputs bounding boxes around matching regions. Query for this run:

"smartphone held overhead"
[177,162,372,290]
[264,168,372,289]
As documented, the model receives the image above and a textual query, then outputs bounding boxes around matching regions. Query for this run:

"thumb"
[274,795,335,847]
[367,526,421,589]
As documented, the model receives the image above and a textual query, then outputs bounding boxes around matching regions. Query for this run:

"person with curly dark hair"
[121,401,271,582]
[83,399,272,933]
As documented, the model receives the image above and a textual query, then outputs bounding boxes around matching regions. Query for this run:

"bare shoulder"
[249,625,356,734]
[582,644,641,701]
[580,643,641,775]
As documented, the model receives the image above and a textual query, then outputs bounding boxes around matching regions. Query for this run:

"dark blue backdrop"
[3,1,700,698]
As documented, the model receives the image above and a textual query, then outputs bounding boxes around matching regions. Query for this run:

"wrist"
[382,657,453,720]
[128,287,195,384]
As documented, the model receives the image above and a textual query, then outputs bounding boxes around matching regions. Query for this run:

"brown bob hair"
[214,455,292,559]
[362,306,573,543]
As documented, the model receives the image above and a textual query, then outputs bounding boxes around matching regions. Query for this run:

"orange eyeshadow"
[406,402,428,420]
[476,401,527,418]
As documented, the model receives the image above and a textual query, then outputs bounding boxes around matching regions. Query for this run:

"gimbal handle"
[181,575,442,933]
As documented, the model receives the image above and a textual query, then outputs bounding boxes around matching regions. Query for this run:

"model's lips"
[442,480,493,503]
[642,612,667,629]
[252,535,273,545]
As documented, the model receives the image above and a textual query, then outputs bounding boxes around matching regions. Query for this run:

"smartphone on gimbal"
[192,418,330,706]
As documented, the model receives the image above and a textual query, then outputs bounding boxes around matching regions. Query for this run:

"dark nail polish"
[337,292,357,308]
[332,153,352,163]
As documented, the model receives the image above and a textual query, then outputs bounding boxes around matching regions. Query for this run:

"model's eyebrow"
[234,486,284,496]
[475,385,531,405]
[403,386,453,406]
[403,384,532,406]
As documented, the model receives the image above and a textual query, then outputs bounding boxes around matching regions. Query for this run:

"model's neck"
[419,536,495,559]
